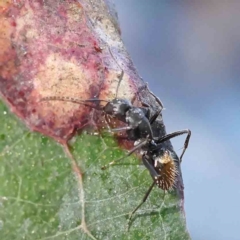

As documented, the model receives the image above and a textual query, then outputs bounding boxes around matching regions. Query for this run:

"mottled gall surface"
[0,0,141,143]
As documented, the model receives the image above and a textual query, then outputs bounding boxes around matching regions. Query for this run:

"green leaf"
[0,100,190,240]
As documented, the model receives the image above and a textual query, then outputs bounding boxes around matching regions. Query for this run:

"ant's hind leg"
[127,181,155,231]
[179,129,191,162]
[155,129,191,163]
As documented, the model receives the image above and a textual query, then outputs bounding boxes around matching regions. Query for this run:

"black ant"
[40,47,191,228]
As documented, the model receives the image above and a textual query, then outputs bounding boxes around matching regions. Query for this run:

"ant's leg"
[127,155,160,230]
[127,181,155,231]
[130,89,156,121]
[104,116,132,134]
[104,114,112,129]
[144,86,163,124]
[101,139,148,170]
[108,126,132,133]
[179,130,191,162]
[155,129,191,162]
[131,84,163,123]
[142,155,160,181]
[149,109,161,124]
[145,84,164,110]
[133,94,150,109]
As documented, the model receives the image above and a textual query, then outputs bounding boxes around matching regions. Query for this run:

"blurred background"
[114,1,240,240]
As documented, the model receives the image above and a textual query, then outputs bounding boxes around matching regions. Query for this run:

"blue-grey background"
[114,1,240,240]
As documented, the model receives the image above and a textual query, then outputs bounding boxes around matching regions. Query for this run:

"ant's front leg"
[149,109,161,124]
[108,126,132,132]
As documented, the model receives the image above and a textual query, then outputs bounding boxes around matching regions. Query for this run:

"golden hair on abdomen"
[155,150,178,190]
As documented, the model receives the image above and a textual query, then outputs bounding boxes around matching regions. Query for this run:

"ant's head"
[154,148,178,190]
[39,96,132,122]
[104,98,132,119]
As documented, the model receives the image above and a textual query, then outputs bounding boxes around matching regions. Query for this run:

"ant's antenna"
[40,47,125,105]
[144,83,164,110]
[39,96,108,110]
[108,47,124,98]
[108,47,164,110]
